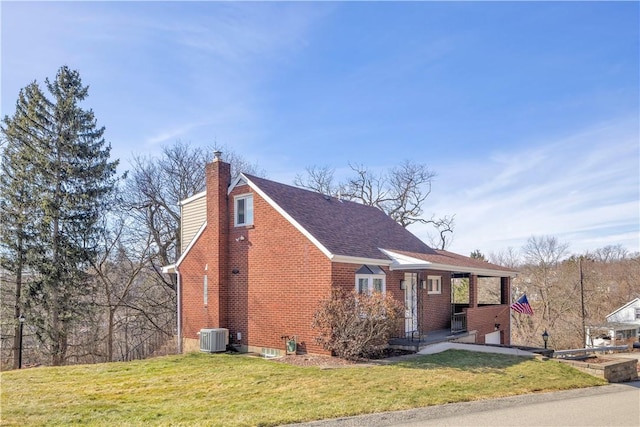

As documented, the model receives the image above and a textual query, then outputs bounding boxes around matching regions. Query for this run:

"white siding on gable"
[606,298,640,324]
[180,193,207,254]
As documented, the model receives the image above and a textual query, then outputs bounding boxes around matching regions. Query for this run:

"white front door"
[404,273,418,336]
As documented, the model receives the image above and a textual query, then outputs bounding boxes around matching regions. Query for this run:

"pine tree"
[1,82,50,368]
[1,66,118,366]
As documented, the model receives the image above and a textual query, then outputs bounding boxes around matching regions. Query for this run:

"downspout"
[176,267,182,354]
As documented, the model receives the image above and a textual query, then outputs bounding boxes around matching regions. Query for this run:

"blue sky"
[2,1,638,257]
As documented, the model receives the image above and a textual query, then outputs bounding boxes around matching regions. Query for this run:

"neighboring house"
[163,154,517,356]
[586,298,640,348]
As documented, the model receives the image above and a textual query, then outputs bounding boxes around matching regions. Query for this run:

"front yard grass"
[1,350,605,426]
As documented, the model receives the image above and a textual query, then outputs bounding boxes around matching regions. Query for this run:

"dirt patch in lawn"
[272,348,416,368]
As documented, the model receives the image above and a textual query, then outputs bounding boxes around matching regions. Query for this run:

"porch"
[389,328,476,352]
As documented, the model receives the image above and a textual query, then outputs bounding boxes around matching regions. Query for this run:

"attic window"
[235,194,253,227]
[355,265,386,294]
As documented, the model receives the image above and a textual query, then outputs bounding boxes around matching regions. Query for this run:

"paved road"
[288,382,640,427]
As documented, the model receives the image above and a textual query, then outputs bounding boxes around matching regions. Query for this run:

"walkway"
[418,341,536,357]
[388,329,471,351]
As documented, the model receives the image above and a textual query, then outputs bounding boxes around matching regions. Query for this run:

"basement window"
[234,194,253,227]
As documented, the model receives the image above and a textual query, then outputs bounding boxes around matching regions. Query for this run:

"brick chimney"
[205,152,231,327]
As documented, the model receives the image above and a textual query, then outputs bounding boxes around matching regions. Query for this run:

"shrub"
[312,289,404,360]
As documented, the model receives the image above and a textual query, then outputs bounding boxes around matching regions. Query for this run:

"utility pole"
[579,257,586,348]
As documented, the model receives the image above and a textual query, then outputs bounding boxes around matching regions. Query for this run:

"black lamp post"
[18,314,25,369]
[542,329,549,350]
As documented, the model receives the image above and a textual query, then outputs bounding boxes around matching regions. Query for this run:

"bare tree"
[343,163,388,207]
[123,141,264,291]
[123,142,208,291]
[89,208,156,361]
[425,214,456,250]
[496,237,639,350]
[296,160,454,247]
[489,247,521,269]
[587,244,629,263]
[293,165,338,196]
[384,160,436,227]
[521,236,570,322]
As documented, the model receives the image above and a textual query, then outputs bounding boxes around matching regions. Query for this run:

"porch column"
[469,274,478,308]
[500,277,510,305]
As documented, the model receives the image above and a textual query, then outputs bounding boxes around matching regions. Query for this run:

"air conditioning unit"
[199,328,229,352]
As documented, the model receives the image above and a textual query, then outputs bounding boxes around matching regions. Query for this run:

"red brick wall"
[330,267,453,336]
[179,168,334,354]
[225,183,333,355]
[466,305,511,345]
[419,270,452,332]
[178,231,212,339]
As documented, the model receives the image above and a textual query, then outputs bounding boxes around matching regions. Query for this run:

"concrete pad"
[418,342,536,357]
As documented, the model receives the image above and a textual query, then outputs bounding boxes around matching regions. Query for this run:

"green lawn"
[1,350,605,426]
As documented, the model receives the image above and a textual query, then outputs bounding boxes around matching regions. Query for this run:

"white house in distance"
[586,298,640,348]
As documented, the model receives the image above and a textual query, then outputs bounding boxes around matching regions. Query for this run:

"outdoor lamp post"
[542,329,549,349]
[18,313,25,369]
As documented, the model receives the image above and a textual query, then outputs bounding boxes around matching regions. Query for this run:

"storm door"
[404,272,418,336]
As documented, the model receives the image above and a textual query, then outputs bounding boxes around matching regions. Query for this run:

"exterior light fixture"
[400,279,406,290]
[542,329,549,349]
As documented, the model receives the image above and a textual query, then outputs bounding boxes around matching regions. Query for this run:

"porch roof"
[587,322,640,332]
[380,248,518,277]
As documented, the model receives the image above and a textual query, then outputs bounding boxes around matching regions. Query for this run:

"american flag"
[511,294,534,315]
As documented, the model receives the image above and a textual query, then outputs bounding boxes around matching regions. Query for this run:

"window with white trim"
[355,265,386,294]
[427,275,442,294]
[234,194,253,227]
[635,307,640,320]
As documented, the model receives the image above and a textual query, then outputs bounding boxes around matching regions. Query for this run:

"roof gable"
[606,297,640,319]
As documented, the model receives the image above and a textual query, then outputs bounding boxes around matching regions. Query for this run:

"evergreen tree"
[1,66,118,366]
[0,82,50,368]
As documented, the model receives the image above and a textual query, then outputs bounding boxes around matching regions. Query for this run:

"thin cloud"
[413,117,639,256]
[145,121,208,146]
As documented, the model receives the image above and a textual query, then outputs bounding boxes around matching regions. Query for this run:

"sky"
[2,1,639,258]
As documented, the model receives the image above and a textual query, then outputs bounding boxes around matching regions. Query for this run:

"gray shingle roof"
[391,249,518,274]
[245,174,436,260]
[244,173,516,275]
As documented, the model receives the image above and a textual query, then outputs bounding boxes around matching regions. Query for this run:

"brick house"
[163,153,517,356]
